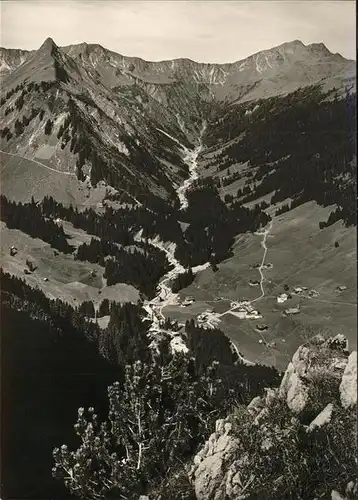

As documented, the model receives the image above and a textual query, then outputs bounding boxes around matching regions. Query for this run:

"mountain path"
[0,149,76,176]
[251,220,274,304]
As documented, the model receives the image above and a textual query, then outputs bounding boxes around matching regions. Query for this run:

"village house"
[182,296,195,306]
[277,293,288,304]
[256,324,268,332]
[283,305,300,316]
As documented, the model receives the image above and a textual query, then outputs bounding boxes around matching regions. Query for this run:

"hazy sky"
[0,1,355,62]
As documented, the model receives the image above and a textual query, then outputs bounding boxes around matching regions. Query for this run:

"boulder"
[307,403,333,432]
[279,361,310,414]
[331,490,347,500]
[339,351,357,408]
[247,396,264,415]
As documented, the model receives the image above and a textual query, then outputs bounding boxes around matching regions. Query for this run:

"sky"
[0,1,356,63]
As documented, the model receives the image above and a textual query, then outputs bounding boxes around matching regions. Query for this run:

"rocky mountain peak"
[38,36,57,52]
[308,41,334,57]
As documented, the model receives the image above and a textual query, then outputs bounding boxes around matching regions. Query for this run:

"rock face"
[191,419,238,500]
[190,336,357,500]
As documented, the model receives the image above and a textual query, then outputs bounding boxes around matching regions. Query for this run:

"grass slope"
[0,221,139,307]
[0,151,108,207]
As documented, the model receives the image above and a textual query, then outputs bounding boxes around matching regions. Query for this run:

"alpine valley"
[0,37,356,500]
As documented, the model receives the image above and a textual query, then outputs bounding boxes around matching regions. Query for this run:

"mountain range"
[0,37,355,204]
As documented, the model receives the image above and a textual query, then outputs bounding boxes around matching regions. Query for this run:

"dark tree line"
[75,237,172,298]
[104,248,171,298]
[1,271,119,500]
[38,189,269,279]
[171,268,195,293]
[1,196,73,254]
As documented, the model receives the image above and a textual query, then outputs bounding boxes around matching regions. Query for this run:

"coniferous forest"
[205,87,356,227]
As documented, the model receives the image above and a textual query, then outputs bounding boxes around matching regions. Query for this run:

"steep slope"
[200,85,356,226]
[0,39,197,205]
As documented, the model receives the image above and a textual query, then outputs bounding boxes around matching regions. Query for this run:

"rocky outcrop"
[279,334,349,414]
[191,419,239,500]
[190,336,357,500]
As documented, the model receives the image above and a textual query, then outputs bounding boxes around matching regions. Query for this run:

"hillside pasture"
[0,222,139,308]
[0,151,108,208]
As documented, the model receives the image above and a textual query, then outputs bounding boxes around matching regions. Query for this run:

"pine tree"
[52,356,226,499]
[44,119,53,135]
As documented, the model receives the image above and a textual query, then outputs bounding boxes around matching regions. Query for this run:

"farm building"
[256,324,268,332]
[182,296,195,306]
[249,280,260,287]
[26,259,37,272]
[10,246,18,256]
[277,293,288,304]
[308,289,319,297]
[283,306,300,316]
[231,309,262,320]
[293,286,303,294]
[335,285,347,293]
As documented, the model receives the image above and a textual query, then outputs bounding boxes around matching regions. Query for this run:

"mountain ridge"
[0,37,354,67]
[1,37,355,92]
[0,34,355,206]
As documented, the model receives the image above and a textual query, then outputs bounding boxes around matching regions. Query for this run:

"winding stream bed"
[140,123,272,362]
